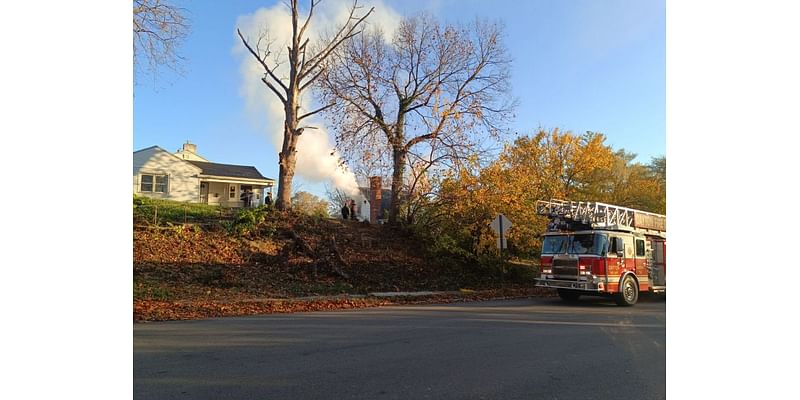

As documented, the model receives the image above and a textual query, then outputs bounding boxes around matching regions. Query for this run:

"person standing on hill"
[341,201,350,220]
[349,199,357,220]
[265,191,273,207]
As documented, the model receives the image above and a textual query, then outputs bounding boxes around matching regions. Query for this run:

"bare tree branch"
[317,15,516,224]
[133,0,190,85]
[237,0,373,210]
[299,2,375,81]
[237,29,289,98]
[298,102,336,121]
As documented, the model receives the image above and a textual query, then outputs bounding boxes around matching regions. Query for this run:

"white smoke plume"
[234,1,401,197]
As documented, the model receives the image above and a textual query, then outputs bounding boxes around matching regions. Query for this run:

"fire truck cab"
[534,200,666,306]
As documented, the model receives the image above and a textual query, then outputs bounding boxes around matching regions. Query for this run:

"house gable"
[133,146,202,202]
[134,146,202,175]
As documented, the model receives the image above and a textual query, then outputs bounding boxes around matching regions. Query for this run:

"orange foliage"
[418,128,664,257]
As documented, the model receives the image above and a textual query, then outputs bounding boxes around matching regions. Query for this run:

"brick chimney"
[369,176,381,223]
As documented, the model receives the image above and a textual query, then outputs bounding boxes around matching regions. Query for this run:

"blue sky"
[133,0,665,198]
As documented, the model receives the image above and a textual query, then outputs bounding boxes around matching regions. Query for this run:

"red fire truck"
[534,200,666,306]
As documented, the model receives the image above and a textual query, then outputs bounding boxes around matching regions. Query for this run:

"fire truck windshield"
[542,235,568,254]
[568,234,608,255]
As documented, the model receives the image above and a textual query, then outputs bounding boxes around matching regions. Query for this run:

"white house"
[133,142,275,207]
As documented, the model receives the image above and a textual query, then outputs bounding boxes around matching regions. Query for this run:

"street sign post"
[490,214,512,249]
[490,214,512,280]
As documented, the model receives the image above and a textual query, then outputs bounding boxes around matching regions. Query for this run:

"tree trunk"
[389,146,406,225]
[405,205,415,225]
[388,112,407,225]
[276,144,297,210]
[276,81,300,210]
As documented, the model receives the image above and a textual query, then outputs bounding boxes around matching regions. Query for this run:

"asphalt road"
[134,295,666,400]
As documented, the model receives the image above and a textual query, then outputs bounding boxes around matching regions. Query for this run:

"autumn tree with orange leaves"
[416,128,664,258]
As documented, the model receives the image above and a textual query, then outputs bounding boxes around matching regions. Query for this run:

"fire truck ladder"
[535,199,666,236]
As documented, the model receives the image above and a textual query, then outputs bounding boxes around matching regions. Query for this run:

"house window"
[140,175,153,192]
[140,174,168,193]
[229,184,236,199]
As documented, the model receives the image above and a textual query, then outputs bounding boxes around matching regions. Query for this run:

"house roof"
[187,160,273,181]
[133,145,159,153]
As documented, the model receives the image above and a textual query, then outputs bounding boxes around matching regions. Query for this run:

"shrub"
[505,263,538,283]
[133,196,220,225]
[228,206,271,237]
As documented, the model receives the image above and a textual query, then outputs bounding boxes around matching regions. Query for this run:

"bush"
[228,207,265,236]
[505,263,538,283]
[133,195,220,224]
[429,232,475,261]
[227,206,276,237]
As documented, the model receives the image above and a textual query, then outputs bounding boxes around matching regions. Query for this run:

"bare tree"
[237,0,373,211]
[318,14,516,224]
[133,0,190,84]
[324,184,350,217]
[346,144,393,187]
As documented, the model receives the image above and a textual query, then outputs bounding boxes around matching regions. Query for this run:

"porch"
[199,179,274,208]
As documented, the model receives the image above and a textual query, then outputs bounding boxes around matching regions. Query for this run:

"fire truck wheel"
[615,275,639,306]
[557,289,581,302]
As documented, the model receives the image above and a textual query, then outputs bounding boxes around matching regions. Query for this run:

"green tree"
[582,150,666,214]
[292,191,330,218]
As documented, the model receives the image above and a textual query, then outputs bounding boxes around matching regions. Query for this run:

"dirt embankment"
[134,214,547,321]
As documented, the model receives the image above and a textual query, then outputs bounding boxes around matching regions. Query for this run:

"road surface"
[134,295,665,399]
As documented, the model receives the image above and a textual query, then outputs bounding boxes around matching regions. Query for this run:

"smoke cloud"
[234,1,401,197]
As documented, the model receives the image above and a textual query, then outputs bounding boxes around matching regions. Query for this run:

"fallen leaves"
[133,288,555,322]
[134,228,246,265]
[134,297,393,322]
[133,213,551,322]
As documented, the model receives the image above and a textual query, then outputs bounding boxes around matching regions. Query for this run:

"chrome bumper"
[535,278,605,292]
